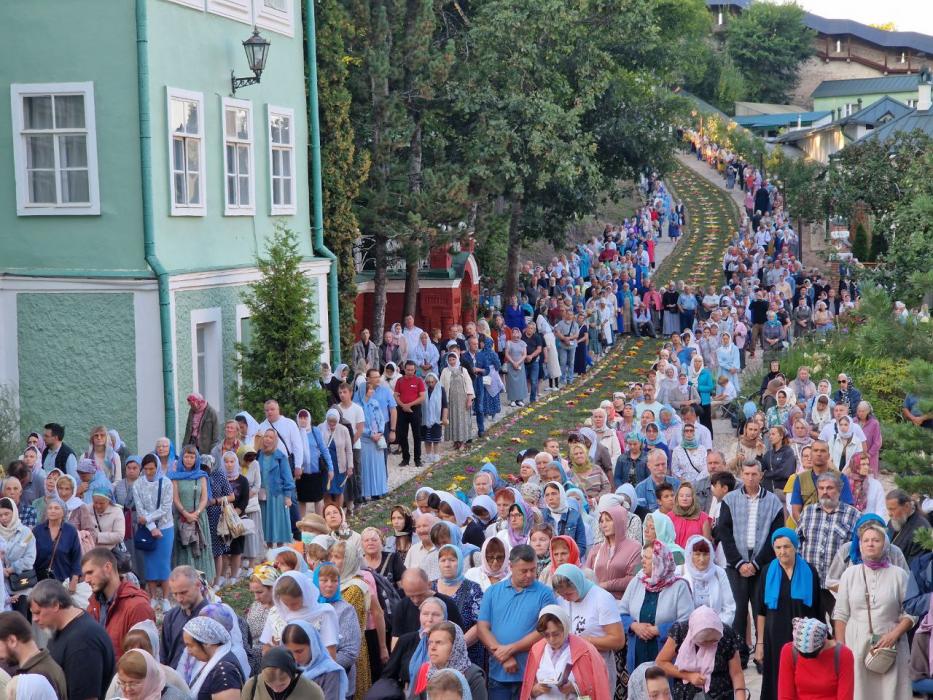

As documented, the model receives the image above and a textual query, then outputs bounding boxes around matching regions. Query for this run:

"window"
[207,0,251,22]
[268,105,296,214]
[254,0,293,36]
[265,0,287,9]
[10,82,100,216]
[190,308,223,415]
[835,40,842,53]
[900,52,907,64]
[222,97,254,214]
[167,88,206,216]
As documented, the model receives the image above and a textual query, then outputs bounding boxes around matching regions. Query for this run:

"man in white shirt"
[257,399,305,473]
[634,383,664,420]
[400,315,424,358]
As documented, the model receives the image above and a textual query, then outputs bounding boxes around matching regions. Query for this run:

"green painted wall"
[814,91,916,114]
[0,1,148,275]
[17,292,138,448]
[148,1,314,273]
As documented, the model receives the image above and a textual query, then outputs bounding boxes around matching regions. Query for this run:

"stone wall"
[791,57,882,108]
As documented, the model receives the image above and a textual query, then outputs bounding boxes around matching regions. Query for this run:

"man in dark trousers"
[393,361,426,467]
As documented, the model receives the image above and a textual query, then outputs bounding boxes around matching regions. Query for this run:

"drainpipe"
[304,0,342,365]
[136,0,177,441]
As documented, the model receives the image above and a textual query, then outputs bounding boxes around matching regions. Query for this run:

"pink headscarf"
[674,606,724,692]
[122,649,165,700]
[639,539,680,593]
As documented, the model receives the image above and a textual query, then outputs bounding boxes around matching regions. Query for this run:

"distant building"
[810,75,923,116]
[734,110,832,137]
[0,0,335,450]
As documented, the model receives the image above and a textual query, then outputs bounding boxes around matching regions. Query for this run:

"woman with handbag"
[32,497,81,593]
[0,497,37,614]
[218,451,249,587]
[203,452,234,589]
[832,518,915,700]
[169,445,216,582]
[133,454,175,612]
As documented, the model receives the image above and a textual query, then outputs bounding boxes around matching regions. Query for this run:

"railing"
[815,50,913,74]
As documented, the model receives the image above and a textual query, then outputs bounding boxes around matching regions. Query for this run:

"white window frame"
[190,307,224,417]
[165,0,205,8]
[167,87,207,216]
[267,105,297,215]
[10,82,101,216]
[222,96,255,216]
[234,303,251,388]
[254,0,294,37]
[207,0,251,22]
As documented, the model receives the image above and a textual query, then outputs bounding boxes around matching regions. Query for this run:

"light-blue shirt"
[635,475,681,512]
[42,448,78,480]
[478,577,557,683]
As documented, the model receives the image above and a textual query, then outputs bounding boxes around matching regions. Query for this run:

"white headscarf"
[182,617,233,697]
[273,571,339,631]
[12,674,57,700]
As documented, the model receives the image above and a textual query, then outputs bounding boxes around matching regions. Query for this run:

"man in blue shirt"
[635,449,681,512]
[478,544,556,699]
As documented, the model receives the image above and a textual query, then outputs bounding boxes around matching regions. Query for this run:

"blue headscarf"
[764,527,813,610]
[554,563,594,598]
[287,619,348,699]
[438,520,479,558]
[565,487,590,514]
[644,422,662,446]
[407,598,448,684]
[438,544,465,585]
[480,462,506,490]
[312,562,342,603]
[167,447,208,482]
[429,669,473,700]
[850,513,886,565]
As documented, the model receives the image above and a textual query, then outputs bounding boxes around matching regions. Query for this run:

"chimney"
[919,66,932,111]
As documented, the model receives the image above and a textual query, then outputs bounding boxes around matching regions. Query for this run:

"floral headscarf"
[639,540,680,593]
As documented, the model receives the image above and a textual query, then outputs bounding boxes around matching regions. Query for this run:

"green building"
[0,0,337,452]
[811,74,922,117]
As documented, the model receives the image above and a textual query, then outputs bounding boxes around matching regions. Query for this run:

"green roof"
[811,75,920,99]
[838,96,913,126]
[734,111,830,129]
[859,108,933,142]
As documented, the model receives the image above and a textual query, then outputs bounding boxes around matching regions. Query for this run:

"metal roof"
[734,111,831,129]
[837,96,914,126]
[811,74,921,99]
[859,108,933,142]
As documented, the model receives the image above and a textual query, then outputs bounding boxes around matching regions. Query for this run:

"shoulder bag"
[134,478,163,552]
[40,528,63,581]
[270,423,295,470]
[862,565,898,674]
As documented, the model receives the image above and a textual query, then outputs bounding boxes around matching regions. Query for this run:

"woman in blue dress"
[475,337,502,421]
[715,332,742,393]
[356,381,389,500]
[256,429,295,546]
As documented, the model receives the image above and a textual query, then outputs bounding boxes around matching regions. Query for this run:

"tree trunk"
[503,196,523,300]
[372,233,388,340]
[402,117,423,319]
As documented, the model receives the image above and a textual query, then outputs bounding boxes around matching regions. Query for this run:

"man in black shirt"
[161,566,209,668]
[522,323,545,403]
[390,568,463,640]
[748,289,770,357]
[29,580,114,700]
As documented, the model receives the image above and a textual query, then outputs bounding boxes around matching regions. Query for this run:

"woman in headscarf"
[260,571,339,655]
[496,502,532,550]
[534,312,562,391]
[642,511,685,567]
[826,513,910,591]
[241,646,326,700]
[788,417,813,470]
[239,450,264,569]
[410,621,486,700]
[421,372,447,464]
[475,336,502,424]
[754,528,823,700]
[329,539,374,698]
[682,535,734,626]
[777,617,854,700]
[131,454,175,610]
[552,564,625,690]
[619,540,693,672]
[319,361,342,405]
[244,564,280,666]
[854,400,882,476]
[847,451,887,516]
[585,505,641,600]
[668,483,713,548]
[431,541,485,668]
[565,443,609,505]
[216,451,249,586]
[539,533,579,587]
[642,422,670,463]
[208,420,243,472]
[0,497,35,614]
[833,518,915,700]
[318,408,353,510]
[439,352,474,449]
[655,366,680,407]
[313,562,362,699]
[55,473,94,534]
[464,537,510,592]
[715,332,741,392]
[177,603,250,685]
[234,412,261,447]
[655,605,746,700]
[282,620,348,699]
[766,388,792,429]
[105,621,190,698]
[30,467,62,524]
[541,481,588,559]
[656,406,682,451]
[520,605,611,700]
[504,327,529,407]
[670,424,707,483]
[181,616,244,699]
[169,445,215,581]
[200,453,233,588]
[828,415,862,471]
[353,378,389,500]
[84,424,122,482]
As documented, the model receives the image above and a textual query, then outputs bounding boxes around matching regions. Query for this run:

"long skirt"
[172,479,215,581]
[241,509,265,559]
[505,363,528,402]
[260,495,292,545]
[543,333,561,379]
[345,449,362,503]
[662,311,680,336]
[143,525,174,581]
[445,372,472,443]
[360,436,388,499]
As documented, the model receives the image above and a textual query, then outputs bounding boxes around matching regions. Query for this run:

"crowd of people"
[0,165,930,700]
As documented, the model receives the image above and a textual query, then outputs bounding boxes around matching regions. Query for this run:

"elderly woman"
[421,372,448,465]
[854,400,882,475]
[656,606,745,700]
[619,540,694,672]
[439,352,474,449]
[715,333,741,392]
[682,536,734,626]
[56,474,95,539]
[465,537,510,592]
[670,424,707,483]
[89,487,125,552]
[377,596,448,693]
[552,564,625,689]
[33,498,81,592]
[755,528,823,700]
[519,605,611,700]
[833,518,916,700]
[566,443,609,504]
[0,497,36,614]
[409,621,487,699]
[318,408,353,509]
[828,415,862,471]
[113,648,189,700]
[30,467,62,524]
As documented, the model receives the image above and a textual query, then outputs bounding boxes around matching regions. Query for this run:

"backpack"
[791,642,841,675]
[365,566,401,636]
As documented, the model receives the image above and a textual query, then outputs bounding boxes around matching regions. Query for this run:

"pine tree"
[235,227,329,419]
[851,222,869,262]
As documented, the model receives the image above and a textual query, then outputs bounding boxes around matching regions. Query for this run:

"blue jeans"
[525,358,541,403]
[558,345,575,384]
[473,383,486,436]
[488,679,522,700]
[914,679,933,694]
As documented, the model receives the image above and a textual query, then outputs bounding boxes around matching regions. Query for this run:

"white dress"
[832,563,914,700]
[536,315,562,380]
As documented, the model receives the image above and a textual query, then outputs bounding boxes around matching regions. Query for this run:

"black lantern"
[231,28,271,94]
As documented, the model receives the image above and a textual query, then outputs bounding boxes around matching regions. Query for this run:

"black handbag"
[134,478,163,552]
[7,568,38,592]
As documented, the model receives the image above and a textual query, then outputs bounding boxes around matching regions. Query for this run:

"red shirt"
[395,375,426,405]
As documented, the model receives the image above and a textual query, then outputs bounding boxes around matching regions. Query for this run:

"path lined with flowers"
[351,164,741,532]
